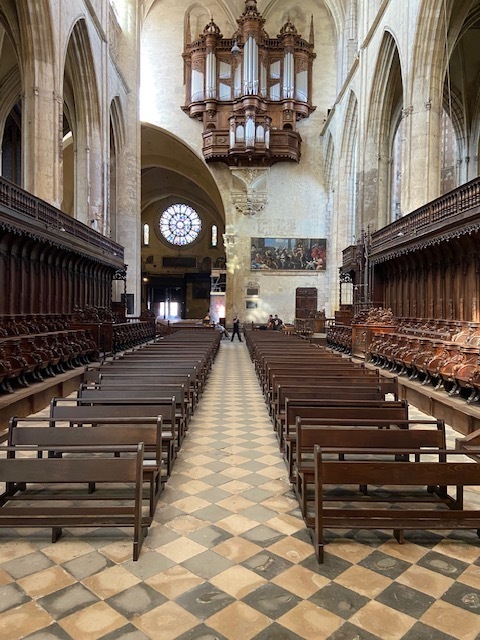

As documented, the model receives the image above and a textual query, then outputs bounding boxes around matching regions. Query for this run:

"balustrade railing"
[370,176,480,255]
[0,176,124,262]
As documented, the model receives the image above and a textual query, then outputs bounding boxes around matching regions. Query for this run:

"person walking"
[231,315,242,342]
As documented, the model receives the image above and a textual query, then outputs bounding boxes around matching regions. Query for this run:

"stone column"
[22,81,61,206]
[401,91,442,214]
[114,0,141,315]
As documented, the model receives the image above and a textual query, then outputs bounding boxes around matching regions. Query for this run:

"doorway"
[151,284,185,321]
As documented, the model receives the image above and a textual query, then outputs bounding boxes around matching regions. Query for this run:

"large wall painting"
[251,238,327,271]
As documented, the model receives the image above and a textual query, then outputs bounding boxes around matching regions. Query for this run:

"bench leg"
[393,529,405,544]
[52,527,63,543]
[133,525,149,561]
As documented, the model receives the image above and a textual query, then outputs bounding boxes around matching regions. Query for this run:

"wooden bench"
[0,442,149,560]
[91,362,205,394]
[273,384,385,432]
[84,370,200,409]
[455,428,480,461]
[312,445,480,562]
[83,374,196,410]
[283,403,410,481]
[8,416,164,517]
[78,383,190,428]
[268,374,398,414]
[263,363,371,396]
[295,418,446,524]
[49,401,177,477]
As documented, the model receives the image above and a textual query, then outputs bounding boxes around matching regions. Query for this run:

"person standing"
[231,315,242,342]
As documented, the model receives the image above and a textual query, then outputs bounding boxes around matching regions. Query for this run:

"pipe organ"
[182,0,316,166]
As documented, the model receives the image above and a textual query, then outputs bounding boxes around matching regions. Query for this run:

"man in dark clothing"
[231,316,242,341]
[273,315,283,330]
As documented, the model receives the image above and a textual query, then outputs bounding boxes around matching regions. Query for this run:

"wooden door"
[295,287,317,319]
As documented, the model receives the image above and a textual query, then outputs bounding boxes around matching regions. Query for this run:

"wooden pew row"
[114,349,214,375]
[86,363,204,396]
[261,361,368,396]
[273,385,385,434]
[0,442,149,561]
[269,374,398,416]
[312,445,480,562]
[80,381,194,421]
[8,416,164,518]
[49,402,177,477]
[283,403,410,481]
[132,344,218,370]
[294,418,445,525]
[255,352,350,383]
[78,383,191,429]
[84,371,199,410]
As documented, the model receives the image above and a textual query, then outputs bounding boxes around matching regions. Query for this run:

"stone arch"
[108,96,126,241]
[182,1,238,45]
[445,2,480,183]
[0,5,22,185]
[409,1,480,194]
[472,82,480,176]
[141,123,226,319]
[63,18,103,226]
[339,90,358,242]
[364,30,404,229]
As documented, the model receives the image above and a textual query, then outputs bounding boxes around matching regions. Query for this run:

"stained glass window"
[159,204,202,246]
[143,223,150,246]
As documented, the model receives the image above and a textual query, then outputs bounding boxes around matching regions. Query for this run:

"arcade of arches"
[0,0,478,327]
[0,3,479,640]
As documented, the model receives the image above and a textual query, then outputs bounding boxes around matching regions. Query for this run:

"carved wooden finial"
[309,14,314,46]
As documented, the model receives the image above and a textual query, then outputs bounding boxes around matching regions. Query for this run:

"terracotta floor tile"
[276,600,343,640]
[349,600,416,639]
[59,602,127,640]
[420,599,480,640]
[0,601,53,640]
[206,601,270,640]
[133,601,198,640]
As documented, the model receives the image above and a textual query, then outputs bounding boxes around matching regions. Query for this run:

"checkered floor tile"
[0,340,479,640]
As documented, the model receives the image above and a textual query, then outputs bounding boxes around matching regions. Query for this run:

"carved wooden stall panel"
[370,177,480,323]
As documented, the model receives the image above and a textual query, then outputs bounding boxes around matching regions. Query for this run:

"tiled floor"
[1,340,480,639]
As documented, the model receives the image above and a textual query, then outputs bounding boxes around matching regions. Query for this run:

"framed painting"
[251,238,326,271]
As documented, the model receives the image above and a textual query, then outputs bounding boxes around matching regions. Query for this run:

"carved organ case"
[182,0,316,166]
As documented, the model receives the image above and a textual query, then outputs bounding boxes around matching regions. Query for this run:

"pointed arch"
[0,5,22,185]
[340,90,358,242]
[108,96,126,241]
[364,30,404,228]
[62,18,103,225]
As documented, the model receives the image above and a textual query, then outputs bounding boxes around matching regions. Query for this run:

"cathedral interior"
[0,1,479,639]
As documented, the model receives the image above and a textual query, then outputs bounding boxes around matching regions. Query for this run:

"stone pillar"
[22,82,61,206]
[114,1,141,315]
[401,88,442,214]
